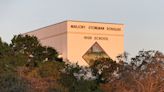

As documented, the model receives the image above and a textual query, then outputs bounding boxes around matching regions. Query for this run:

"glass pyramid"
[82,42,110,66]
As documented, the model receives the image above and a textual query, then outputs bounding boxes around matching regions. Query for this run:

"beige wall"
[25,22,68,60]
[67,21,124,66]
[26,20,124,66]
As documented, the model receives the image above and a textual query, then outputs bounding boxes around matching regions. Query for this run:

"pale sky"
[0,0,164,56]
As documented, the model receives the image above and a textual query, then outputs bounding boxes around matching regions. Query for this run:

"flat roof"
[67,20,124,25]
[25,20,124,34]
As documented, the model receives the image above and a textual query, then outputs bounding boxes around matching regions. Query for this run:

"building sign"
[70,24,121,31]
[84,36,108,40]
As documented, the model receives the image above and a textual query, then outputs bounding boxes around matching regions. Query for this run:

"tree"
[38,61,64,78]
[90,58,120,84]
[60,63,103,92]
[129,51,164,92]
[11,35,59,67]
[99,51,164,92]
[88,51,164,92]
[0,71,30,92]
[11,35,41,55]
[0,37,12,57]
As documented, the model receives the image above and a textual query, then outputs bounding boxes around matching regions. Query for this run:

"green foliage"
[100,51,164,92]
[38,61,64,78]
[60,64,103,92]
[45,47,59,61]
[91,58,120,83]
[0,35,63,92]
[0,54,27,74]
[11,35,59,67]
[0,37,11,57]
[0,72,30,92]
[0,35,164,92]
[62,75,101,92]
[60,73,103,92]
[11,35,41,55]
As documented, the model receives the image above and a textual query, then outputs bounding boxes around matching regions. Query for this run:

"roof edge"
[66,20,124,25]
[24,20,124,34]
[25,20,67,34]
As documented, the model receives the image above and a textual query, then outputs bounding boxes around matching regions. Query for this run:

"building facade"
[26,20,124,66]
